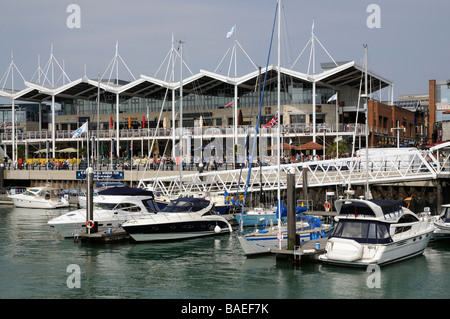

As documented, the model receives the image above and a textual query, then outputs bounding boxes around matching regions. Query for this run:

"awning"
[297,141,326,151]
[267,143,298,150]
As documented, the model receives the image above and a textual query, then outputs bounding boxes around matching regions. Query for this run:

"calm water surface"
[0,206,449,299]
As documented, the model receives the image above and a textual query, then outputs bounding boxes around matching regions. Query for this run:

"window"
[397,214,419,223]
[290,114,306,125]
[331,220,392,244]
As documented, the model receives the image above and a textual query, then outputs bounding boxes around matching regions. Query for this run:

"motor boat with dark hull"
[121,197,233,242]
[319,198,435,267]
[48,187,159,238]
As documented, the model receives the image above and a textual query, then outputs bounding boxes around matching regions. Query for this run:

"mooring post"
[86,167,94,234]
[287,171,296,251]
[302,166,308,203]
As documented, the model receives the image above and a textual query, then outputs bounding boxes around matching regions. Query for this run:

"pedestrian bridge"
[139,147,449,197]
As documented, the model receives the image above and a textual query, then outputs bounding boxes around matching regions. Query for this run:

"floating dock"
[270,237,328,264]
[74,227,131,244]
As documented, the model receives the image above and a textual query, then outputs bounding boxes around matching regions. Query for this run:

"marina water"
[1,206,449,299]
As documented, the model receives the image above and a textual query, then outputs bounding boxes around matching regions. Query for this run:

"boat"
[121,197,233,242]
[433,204,450,239]
[78,182,125,208]
[48,186,159,238]
[235,201,308,228]
[318,198,435,267]
[154,191,234,219]
[238,215,333,256]
[8,186,70,209]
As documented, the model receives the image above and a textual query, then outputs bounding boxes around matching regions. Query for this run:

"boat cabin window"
[162,199,209,213]
[23,189,38,196]
[94,203,118,210]
[142,199,159,213]
[116,203,141,212]
[331,220,392,244]
[397,214,419,224]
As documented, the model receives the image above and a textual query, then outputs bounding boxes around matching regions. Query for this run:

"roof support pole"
[12,98,15,165]
[52,94,56,159]
[116,92,119,157]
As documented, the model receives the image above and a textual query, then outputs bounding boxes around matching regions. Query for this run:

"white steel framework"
[139,148,440,197]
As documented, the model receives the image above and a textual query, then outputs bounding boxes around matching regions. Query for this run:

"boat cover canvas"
[98,186,154,198]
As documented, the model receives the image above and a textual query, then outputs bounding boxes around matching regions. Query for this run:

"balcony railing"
[0,123,366,142]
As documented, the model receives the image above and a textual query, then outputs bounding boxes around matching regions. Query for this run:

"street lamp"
[391,125,406,148]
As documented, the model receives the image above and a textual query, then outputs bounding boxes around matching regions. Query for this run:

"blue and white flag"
[226,25,235,39]
[72,122,88,138]
[327,94,337,103]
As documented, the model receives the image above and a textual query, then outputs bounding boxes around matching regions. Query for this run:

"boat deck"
[73,227,131,244]
[269,237,328,264]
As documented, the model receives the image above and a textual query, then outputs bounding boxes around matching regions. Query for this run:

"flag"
[327,94,337,103]
[263,113,278,129]
[226,25,235,39]
[224,101,233,108]
[72,122,88,138]
[311,20,315,36]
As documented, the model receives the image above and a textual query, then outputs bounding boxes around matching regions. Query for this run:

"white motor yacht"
[433,204,450,239]
[9,186,70,209]
[48,187,159,238]
[121,197,233,242]
[319,198,435,267]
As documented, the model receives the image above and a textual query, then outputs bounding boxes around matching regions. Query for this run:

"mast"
[364,44,370,199]
[277,0,282,249]
[179,41,184,193]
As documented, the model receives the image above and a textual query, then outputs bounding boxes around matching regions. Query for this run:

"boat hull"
[238,227,333,256]
[433,221,450,239]
[48,209,132,238]
[123,218,232,242]
[9,196,69,209]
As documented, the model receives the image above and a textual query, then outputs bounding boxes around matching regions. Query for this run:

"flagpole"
[86,120,89,168]
[277,0,282,250]
[336,92,339,159]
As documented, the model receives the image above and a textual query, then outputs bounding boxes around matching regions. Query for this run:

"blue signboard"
[76,171,124,180]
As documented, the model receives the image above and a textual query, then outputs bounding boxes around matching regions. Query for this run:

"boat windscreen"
[331,220,392,244]
[340,202,376,217]
[162,198,210,213]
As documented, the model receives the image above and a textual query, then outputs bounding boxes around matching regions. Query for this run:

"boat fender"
[214,225,221,233]
[86,220,95,229]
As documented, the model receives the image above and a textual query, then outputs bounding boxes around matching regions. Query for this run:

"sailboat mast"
[364,44,370,199]
[179,41,184,193]
[277,0,282,249]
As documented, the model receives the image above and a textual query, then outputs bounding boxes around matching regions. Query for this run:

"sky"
[0,0,449,103]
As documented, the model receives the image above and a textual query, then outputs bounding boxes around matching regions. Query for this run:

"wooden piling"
[287,171,296,251]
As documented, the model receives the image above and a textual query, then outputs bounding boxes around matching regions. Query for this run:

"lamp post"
[391,125,406,148]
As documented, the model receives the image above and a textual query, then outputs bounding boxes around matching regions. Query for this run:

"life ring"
[86,220,95,229]
[277,232,284,241]
[324,202,331,211]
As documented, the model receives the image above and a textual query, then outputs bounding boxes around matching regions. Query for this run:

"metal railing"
[140,148,440,197]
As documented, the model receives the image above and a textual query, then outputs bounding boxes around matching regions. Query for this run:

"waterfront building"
[0,48,414,165]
